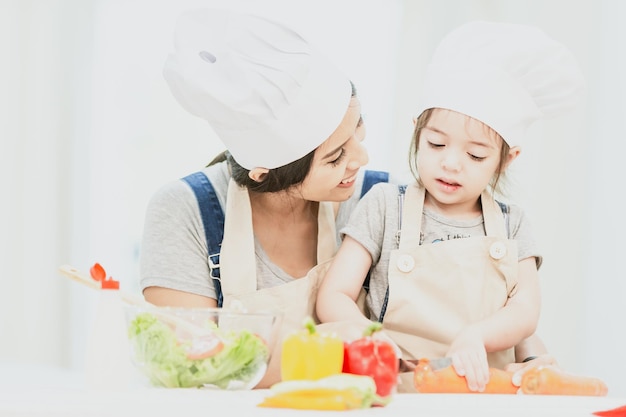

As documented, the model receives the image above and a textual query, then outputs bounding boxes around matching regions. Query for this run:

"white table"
[1,363,624,417]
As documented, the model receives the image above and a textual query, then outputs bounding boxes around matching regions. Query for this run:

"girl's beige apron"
[218,180,343,388]
[383,183,519,392]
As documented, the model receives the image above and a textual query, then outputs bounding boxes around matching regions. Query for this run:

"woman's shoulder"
[148,161,231,209]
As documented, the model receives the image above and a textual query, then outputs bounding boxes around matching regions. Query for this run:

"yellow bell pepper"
[281,317,343,381]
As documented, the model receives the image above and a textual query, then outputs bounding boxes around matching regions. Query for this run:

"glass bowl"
[124,304,277,390]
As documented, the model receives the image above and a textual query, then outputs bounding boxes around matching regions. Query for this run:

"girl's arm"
[315,236,373,328]
[476,257,542,350]
[513,333,550,363]
[507,334,558,386]
[447,256,541,391]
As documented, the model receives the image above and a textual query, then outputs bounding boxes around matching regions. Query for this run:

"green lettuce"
[127,312,269,389]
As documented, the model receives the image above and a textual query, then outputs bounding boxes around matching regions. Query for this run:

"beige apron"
[218,179,339,388]
[383,183,518,392]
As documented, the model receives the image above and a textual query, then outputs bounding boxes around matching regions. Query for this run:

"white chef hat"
[415,21,586,147]
[163,9,351,169]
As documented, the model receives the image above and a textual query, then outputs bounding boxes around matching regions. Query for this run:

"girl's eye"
[329,149,346,166]
[427,141,444,148]
[468,153,487,161]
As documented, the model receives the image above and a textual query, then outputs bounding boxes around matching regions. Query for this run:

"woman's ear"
[248,167,269,183]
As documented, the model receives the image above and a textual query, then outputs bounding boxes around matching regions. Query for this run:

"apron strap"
[220,179,257,296]
[398,183,424,250]
[397,183,508,250]
[481,190,508,239]
[317,202,337,263]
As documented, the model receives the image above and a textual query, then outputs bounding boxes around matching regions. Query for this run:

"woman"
[140,9,554,389]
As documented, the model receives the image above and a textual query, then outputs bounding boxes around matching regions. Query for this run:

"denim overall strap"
[377,184,406,322]
[359,171,391,314]
[181,171,224,307]
[361,170,389,198]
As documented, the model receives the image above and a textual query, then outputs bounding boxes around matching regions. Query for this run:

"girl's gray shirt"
[139,161,371,300]
[341,182,543,322]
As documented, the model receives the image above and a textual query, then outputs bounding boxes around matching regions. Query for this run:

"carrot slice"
[521,366,608,396]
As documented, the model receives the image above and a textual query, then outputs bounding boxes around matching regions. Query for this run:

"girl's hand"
[447,327,489,392]
[505,354,559,387]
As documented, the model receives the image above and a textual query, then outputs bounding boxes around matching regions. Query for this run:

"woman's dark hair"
[208,81,357,193]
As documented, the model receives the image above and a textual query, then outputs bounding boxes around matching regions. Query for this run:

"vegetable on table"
[413,358,517,394]
[127,313,268,389]
[258,373,386,410]
[280,317,343,381]
[520,366,608,396]
[182,333,224,360]
[593,404,626,416]
[413,358,610,396]
[343,321,398,398]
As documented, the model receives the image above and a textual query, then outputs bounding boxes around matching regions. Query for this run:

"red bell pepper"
[343,322,398,398]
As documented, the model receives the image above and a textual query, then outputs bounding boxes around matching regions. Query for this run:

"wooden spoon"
[59,264,212,337]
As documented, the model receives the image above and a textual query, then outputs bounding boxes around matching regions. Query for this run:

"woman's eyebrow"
[322,143,345,159]
[321,115,362,159]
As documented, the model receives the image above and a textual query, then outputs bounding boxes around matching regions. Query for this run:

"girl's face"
[299,97,369,202]
[417,108,505,216]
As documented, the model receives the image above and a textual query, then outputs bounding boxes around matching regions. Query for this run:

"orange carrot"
[520,366,608,396]
[413,358,517,394]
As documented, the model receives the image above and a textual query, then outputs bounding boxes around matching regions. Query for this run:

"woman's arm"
[144,286,218,308]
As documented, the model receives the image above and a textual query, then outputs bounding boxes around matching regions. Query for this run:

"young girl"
[316,21,585,393]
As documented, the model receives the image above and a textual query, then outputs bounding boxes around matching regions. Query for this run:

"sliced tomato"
[254,333,268,347]
[90,263,106,282]
[184,334,224,360]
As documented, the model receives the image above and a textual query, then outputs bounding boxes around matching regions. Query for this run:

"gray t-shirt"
[139,161,373,299]
[341,182,542,322]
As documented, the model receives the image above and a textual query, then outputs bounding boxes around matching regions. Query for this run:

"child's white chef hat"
[163,9,351,169]
[415,21,586,147]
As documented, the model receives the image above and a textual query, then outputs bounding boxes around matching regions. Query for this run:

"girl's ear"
[248,167,269,183]
[504,146,522,169]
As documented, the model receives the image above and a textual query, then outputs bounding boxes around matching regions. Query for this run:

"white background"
[1,0,624,396]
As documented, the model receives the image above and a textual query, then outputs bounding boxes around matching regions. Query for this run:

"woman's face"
[298,97,369,202]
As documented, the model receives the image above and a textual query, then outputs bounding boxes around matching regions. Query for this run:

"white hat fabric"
[415,21,586,147]
[163,9,352,169]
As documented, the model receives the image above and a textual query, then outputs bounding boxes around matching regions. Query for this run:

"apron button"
[397,254,415,272]
[489,241,507,260]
